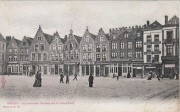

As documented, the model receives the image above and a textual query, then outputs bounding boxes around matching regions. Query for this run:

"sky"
[0,1,179,40]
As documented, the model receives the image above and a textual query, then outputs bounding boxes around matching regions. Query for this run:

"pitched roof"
[0,33,6,42]
[60,38,65,43]
[26,37,33,46]
[43,33,54,44]
[74,35,82,43]
[144,21,162,31]
[15,38,21,46]
[89,33,97,40]
[164,15,179,27]
[105,34,110,40]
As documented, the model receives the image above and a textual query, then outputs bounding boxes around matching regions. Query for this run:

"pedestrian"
[113,73,115,79]
[60,72,64,83]
[147,72,152,80]
[66,73,69,84]
[127,72,131,78]
[157,73,160,81]
[117,75,119,81]
[33,71,42,87]
[73,73,78,81]
[88,73,94,87]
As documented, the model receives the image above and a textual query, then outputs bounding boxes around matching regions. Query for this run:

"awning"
[165,64,175,67]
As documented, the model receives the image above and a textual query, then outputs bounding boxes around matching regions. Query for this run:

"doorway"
[118,67,122,76]
[55,64,58,74]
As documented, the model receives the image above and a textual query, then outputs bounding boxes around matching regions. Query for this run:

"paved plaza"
[0,75,179,112]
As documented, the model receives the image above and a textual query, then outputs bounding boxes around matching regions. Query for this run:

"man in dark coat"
[117,75,119,81]
[88,74,94,87]
[60,72,64,83]
[73,73,78,81]
[66,73,69,84]
[33,71,42,87]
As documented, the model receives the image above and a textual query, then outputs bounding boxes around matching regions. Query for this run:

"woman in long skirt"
[88,74,94,87]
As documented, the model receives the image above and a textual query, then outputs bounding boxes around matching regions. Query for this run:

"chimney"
[109,29,112,35]
[6,36,11,41]
[165,15,168,24]
[147,21,150,26]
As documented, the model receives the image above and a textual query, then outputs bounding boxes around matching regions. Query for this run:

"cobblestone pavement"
[0,75,179,112]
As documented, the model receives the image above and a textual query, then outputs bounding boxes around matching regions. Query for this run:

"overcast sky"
[0,1,179,40]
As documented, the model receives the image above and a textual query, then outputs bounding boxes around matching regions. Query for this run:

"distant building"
[64,29,82,75]
[19,36,33,75]
[29,25,53,75]
[143,21,163,76]
[80,28,96,76]
[110,25,144,77]
[94,28,110,77]
[49,32,64,75]
[6,36,21,75]
[162,15,179,78]
[0,33,6,74]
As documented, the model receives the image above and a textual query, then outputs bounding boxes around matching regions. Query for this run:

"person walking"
[88,73,94,87]
[33,71,42,87]
[73,73,78,81]
[157,73,160,81]
[117,75,119,81]
[127,72,131,78]
[113,73,115,79]
[66,73,69,84]
[60,72,64,83]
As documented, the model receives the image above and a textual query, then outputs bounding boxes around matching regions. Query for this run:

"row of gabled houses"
[0,15,179,78]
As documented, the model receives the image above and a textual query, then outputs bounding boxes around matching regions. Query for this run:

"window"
[85,35,89,42]
[128,67,131,73]
[52,45,56,51]
[51,54,55,61]
[88,44,92,51]
[120,52,124,58]
[147,35,151,42]
[14,49,18,54]
[9,49,12,53]
[9,56,12,61]
[111,53,117,58]
[83,53,87,60]
[124,33,128,38]
[128,52,132,58]
[102,53,106,61]
[88,53,93,60]
[2,43,4,50]
[23,42,26,46]
[154,45,159,51]
[154,35,159,42]
[70,42,73,50]
[113,35,116,39]
[96,54,100,61]
[43,53,47,61]
[32,53,35,61]
[136,41,142,48]
[44,66,47,75]
[70,53,73,59]
[147,55,151,62]
[20,55,23,61]
[14,56,17,61]
[154,55,159,62]
[83,44,87,51]
[121,42,124,49]
[57,45,62,50]
[100,36,104,42]
[147,45,151,52]
[41,44,44,51]
[38,53,41,61]
[136,52,142,58]
[2,53,4,61]
[25,49,28,53]
[51,66,55,74]
[123,66,127,73]
[75,52,79,59]
[128,42,132,49]
[38,37,41,40]
[167,45,173,56]
[167,31,173,42]
[137,32,141,37]
[20,49,23,53]
[25,55,28,61]
[112,43,117,49]
[102,45,106,52]
[55,54,58,61]
[35,45,38,51]
[96,45,100,52]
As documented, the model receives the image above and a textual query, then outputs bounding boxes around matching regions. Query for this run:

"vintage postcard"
[0,1,179,112]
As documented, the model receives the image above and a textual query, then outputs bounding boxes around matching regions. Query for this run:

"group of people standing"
[33,71,94,88]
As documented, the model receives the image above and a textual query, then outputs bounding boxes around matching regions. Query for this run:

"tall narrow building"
[0,33,6,75]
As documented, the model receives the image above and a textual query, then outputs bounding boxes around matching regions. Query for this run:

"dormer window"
[85,35,89,42]
[124,33,129,38]
[38,37,42,40]
[100,36,104,42]
[23,42,26,46]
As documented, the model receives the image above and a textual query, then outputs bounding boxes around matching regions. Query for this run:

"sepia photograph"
[0,1,179,112]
